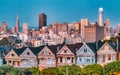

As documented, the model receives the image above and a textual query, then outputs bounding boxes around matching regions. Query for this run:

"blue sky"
[0,0,120,28]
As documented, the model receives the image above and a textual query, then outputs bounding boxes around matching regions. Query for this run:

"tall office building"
[80,19,89,41]
[84,24,104,43]
[98,7,104,26]
[106,19,110,27]
[22,23,29,34]
[39,13,47,29]
[53,22,60,34]
[73,22,80,33]
[16,16,20,33]
[60,22,68,32]
[11,27,16,34]
[1,21,7,33]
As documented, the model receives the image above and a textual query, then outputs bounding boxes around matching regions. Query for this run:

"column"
[111,54,112,61]
[105,54,108,62]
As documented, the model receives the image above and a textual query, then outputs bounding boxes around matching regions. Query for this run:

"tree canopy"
[103,61,120,75]
[0,37,9,46]
[81,64,103,75]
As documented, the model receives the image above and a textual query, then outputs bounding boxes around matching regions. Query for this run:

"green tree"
[0,65,22,75]
[59,64,81,75]
[68,64,81,75]
[0,37,9,45]
[29,67,41,75]
[81,64,103,75]
[42,67,59,75]
[103,61,120,75]
[59,66,67,75]
[10,67,21,75]
[0,65,12,75]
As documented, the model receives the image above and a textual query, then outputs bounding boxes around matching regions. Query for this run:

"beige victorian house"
[97,42,117,66]
[5,47,26,67]
[56,43,82,67]
[38,45,57,69]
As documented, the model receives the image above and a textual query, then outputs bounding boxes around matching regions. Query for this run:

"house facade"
[76,43,96,67]
[97,42,117,66]
[56,44,76,67]
[5,48,25,67]
[19,47,37,68]
[38,46,56,69]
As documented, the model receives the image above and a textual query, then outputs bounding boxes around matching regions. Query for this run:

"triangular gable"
[38,46,55,56]
[57,45,74,55]
[76,43,95,55]
[97,42,116,53]
[5,49,19,59]
[20,47,36,58]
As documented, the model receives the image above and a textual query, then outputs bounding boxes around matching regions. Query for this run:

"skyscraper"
[80,19,89,41]
[1,21,7,33]
[22,23,29,34]
[39,13,47,29]
[16,16,20,33]
[84,23,104,43]
[98,7,104,26]
[106,19,110,28]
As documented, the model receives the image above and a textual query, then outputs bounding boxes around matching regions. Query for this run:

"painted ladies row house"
[5,41,119,69]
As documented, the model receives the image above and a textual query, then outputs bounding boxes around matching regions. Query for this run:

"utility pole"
[66,57,68,75]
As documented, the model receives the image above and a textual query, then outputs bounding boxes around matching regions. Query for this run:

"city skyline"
[0,0,120,28]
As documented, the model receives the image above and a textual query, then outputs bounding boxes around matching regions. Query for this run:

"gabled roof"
[107,42,117,51]
[13,47,27,56]
[97,42,117,52]
[66,43,83,54]
[29,45,45,55]
[87,43,97,53]
[47,45,57,55]
[12,46,45,56]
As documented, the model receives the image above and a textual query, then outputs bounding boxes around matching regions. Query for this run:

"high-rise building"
[1,21,7,33]
[106,19,110,27]
[84,24,104,43]
[16,16,20,33]
[80,19,89,41]
[98,7,104,26]
[39,13,47,29]
[22,23,29,34]
[53,22,60,34]
[11,27,16,34]
[73,22,80,33]
[60,22,68,32]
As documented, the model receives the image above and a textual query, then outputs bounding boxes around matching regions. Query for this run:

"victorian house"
[76,43,96,67]
[38,45,57,70]
[5,46,45,68]
[56,43,83,67]
[5,47,26,67]
[19,46,44,68]
[97,42,117,66]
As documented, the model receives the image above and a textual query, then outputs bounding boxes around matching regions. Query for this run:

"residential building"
[56,43,82,67]
[76,43,96,67]
[38,45,57,70]
[97,42,117,66]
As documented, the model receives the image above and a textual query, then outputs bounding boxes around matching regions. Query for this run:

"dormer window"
[84,49,87,52]
[27,52,30,55]
[11,54,14,57]
[64,50,67,53]
[44,50,48,55]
